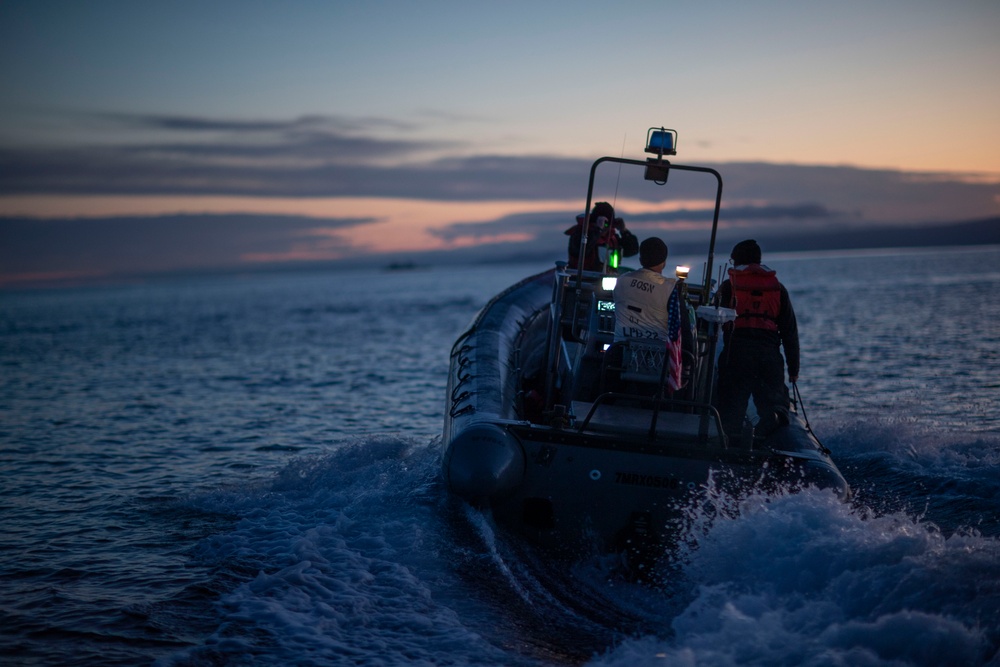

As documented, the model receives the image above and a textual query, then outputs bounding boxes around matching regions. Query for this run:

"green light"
[609,249,620,269]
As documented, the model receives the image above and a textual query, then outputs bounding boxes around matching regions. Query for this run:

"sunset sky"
[2,1,999,285]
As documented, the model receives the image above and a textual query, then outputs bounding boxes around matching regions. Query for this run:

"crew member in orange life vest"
[715,239,800,443]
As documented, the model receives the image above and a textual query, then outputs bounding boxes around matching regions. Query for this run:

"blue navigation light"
[649,131,672,151]
[645,127,677,155]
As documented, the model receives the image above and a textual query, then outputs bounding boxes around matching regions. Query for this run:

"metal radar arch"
[576,126,723,309]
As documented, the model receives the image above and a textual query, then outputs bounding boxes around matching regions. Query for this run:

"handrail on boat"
[575,392,728,447]
[578,156,723,308]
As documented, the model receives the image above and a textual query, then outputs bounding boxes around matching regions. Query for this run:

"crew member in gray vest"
[612,237,692,393]
[613,237,676,342]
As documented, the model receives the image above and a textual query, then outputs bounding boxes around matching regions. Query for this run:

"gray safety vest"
[613,268,677,342]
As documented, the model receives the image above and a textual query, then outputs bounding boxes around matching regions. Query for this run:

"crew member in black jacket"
[565,202,638,272]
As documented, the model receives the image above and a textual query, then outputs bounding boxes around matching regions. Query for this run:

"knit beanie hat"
[731,239,761,265]
[639,237,668,268]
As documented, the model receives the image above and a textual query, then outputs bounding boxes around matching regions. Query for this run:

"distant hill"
[402,216,1000,272]
[739,217,1000,255]
[470,216,1000,268]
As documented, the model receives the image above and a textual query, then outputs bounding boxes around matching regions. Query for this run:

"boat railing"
[616,340,668,384]
[573,392,728,447]
[545,265,613,406]
[552,265,609,341]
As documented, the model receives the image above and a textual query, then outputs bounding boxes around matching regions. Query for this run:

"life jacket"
[565,214,618,271]
[728,264,780,331]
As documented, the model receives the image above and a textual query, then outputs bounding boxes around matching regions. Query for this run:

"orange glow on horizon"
[2,194,723,257]
[0,194,578,221]
[0,193,738,260]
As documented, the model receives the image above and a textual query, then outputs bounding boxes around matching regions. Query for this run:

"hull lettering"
[614,471,681,490]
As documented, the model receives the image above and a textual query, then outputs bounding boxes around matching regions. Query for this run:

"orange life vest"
[728,264,780,331]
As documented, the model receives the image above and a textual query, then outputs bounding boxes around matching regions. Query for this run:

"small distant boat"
[384,261,420,271]
[441,128,849,565]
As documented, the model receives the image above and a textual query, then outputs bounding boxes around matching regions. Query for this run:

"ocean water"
[2,246,999,666]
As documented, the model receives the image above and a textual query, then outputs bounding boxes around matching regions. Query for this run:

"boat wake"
[159,429,1000,666]
[592,487,999,665]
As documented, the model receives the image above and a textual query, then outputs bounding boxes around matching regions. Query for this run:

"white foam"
[591,488,999,666]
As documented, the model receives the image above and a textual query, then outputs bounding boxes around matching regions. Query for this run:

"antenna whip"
[612,133,626,207]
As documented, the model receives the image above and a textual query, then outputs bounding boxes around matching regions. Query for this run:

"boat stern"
[442,422,525,503]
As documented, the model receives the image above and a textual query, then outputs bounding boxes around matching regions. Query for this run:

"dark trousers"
[716,340,790,443]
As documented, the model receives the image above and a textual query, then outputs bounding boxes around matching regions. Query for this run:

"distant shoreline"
[739,216,1000,256]
[2,216,998,291]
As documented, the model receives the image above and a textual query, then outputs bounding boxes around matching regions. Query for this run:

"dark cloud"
[0,112,462,193]
[0,213,376,284]
[422,202,846,271]
[429,203,836,245]
[1,112,998,225]
[0,147,586,199]
[99,111,419,137]
[106,112,439,164]
[428,210,570,242]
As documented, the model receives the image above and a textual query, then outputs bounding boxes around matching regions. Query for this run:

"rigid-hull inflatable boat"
[442,128,850,558]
